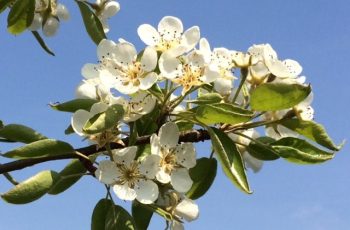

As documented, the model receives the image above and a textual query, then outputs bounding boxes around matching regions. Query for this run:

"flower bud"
[28,14,43,31]
[56,4,70,21]
[43,17,59,37]
[103,1,120,18]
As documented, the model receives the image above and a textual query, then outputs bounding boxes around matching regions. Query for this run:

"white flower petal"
[139,72,158,90]
[243,153,263,173]
[199,38,211,62]
[159,122,179,149]
[214,78,232,96]
[150,134,161,156]
[113,183,137,201]
[81,63,100,79]
[115,42,137,65]
[175,143,196,169]
[112,146,137,165]
[156,168,171,184]
[97,39,117,61]
[95,160,119,184]
[179,26,200,53]
[135,180,159,204]
[158,16,183,41]
[137,24,160,46]
[298,106,314,121]
[201,65,220,83]
[174,198,199,221]
[141,46,158,71]
[139,155,161,179]
[103,1,120,18]
[282,59,303,76]
[171,168,193,193]
[71,109,91,136]
[75,81,97,99]
[90,102,109,115]
[159,54,183,79]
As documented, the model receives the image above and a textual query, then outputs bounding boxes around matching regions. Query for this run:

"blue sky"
[1,0,350,229]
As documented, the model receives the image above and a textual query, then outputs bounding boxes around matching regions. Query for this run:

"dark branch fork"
[0,129,210,175]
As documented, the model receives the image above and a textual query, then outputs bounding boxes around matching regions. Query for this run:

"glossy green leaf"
[196,103,253,125]
[250,83,311,111]
[188,93,223,105]
[132,201,153,230]
[136,105,160,136]
[1,170,58,204]
[187,157,217,199]
[106,204,136,230]
[7,0,35,35]
[208,127,251,193]
[280,119,342,151]
[31,31,55,56]
[83,104,124,134]
[272,137,334,164]
[3,139,74,159]
[64,125,75,135]
[246,137,280,161]
[148,83,164,101]
[0,124,47,143]
[48,159,86,195]
[91,199,114,230]
[50,99,98,113]
[175,120,194,132]
[76,0,106,45]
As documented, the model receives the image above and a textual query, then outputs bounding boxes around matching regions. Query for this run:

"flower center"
[160,148,177,173]
[116,162,143,188]
[174,64,204,93]
[156,37,181,52]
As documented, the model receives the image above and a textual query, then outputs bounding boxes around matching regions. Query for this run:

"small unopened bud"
[28,14,43,31]
[43,17,59,37]
[103,1,120,18]
[56,4,70,21]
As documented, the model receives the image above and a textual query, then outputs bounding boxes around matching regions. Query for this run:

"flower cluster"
[67,16,320,229]
[28,0,69,37]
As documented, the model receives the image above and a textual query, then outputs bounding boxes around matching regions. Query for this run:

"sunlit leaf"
[188,93,223,105]
[272,137,334,164]
[1,170,58,204]
[280,119,343,151]
[48,159,87,195]
[7,0,35,35]
[0,124,47,143]
[76,0,107,45]
[3,139,74,159]
[106,204,136,230]
[246,137,280,161]
[250,83,311,111]
[196,103,253,125]
[83,104,124,134]
[208,127,251,193]
[50,99,98,113]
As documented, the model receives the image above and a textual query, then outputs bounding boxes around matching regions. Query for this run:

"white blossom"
[95,146,161,204]
[151,122,196,193]
[95,0,120,33]
[138,16,200,57]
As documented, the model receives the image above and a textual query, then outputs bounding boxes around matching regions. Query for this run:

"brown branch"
[0,129,210,175]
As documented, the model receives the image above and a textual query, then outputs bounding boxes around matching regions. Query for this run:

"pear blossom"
[199,38,236,96]
[157,190,199,230]
[137,16,200,57]
[28,0,69,37]
[82,39,158,95]
[293,92,314,121]
[159,50,220,95]
[247,44,303,85]
[228,129,263,173]
[95,146,161,204]
[94,0,120,33]
[151,122,196,193]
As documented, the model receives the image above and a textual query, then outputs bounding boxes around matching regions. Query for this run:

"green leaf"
[175,120,194,132]
[7,0,35,35]
[0,124,47,143]
[48,159,86,195]
[280,119,343,151]
[135,144,151,159]
[246,137,280,161]
[91,199,114,230]
[1,170,58,204]
[208,127,251,193]
[0,0,12,14]
[132,201,153,230]
[0,120,3,128]
[196,103,253,125]
[188,93,223,105]
[50,99,98,113]
[272,137,334,164]
[136,105,160,136]
[64,125,75,135]
[83,104,124,134]
[31,31,55,56]
[128,122,138,146]
[76,0,107,45]
[148,83,164,101]
[106,204,136,230]
[3,139,74,159]
[250,83,311,111]
[187,157,217,199]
